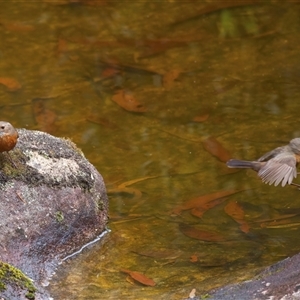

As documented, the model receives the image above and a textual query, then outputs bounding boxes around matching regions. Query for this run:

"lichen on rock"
[0,128,109,299]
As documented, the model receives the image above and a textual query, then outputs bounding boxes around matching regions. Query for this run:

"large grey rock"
[0,128,109,299]
[207,253,300,300]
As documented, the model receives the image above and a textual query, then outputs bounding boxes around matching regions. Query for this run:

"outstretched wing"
[258,152,297,186]
[257,145,288,162]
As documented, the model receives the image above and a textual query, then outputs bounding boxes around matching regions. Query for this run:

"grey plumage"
[227,138,300,187]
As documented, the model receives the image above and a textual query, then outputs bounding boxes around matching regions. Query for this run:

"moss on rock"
[0,261,36,299]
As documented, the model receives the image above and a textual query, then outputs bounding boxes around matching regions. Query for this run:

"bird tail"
[226,159,260,171]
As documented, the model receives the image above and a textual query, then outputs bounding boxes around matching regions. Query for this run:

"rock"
[0,128,109,299]
[208,252,300,300]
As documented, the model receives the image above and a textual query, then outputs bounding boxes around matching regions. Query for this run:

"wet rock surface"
[208,253,300,300]
[0,128,109,299]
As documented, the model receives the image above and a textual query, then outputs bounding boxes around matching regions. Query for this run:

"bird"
[0,121,19,166]
[226,138,300,187]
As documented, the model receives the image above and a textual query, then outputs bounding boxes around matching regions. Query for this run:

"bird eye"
[0,126,4,129]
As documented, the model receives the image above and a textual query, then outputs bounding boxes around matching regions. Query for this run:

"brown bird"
[0,121,19,165]
[226,138,300,187]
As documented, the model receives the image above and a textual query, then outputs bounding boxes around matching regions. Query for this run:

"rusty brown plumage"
[0,121,19,167]
[0,121,18,152]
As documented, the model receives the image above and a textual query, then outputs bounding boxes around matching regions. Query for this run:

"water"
[1,1,300,299]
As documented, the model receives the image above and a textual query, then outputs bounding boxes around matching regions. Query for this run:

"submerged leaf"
[1,21,34,32]
[202,136,231,162]
[190,254,198,262]
[163,69,181,89]
[172,189,240,215]
[192,113,209,123]
[120,269,156,286]
[0,77,21,91]
[112,90,147,113]
[224,201,250,233]
[190,197,227,218]
[179,223,226,242]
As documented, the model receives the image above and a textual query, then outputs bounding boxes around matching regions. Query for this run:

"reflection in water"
[1,1,300,299]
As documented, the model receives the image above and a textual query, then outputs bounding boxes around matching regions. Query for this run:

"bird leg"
[291,182,300,188]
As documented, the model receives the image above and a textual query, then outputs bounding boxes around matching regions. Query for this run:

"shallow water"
[1,1,300,299]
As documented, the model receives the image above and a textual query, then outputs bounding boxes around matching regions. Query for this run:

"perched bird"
[0,121,19,166]
[226,138,300,187]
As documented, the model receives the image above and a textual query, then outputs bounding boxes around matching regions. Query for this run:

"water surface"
[1,1,300,299]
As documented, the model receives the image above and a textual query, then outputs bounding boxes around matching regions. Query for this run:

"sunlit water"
[1,1,300,299]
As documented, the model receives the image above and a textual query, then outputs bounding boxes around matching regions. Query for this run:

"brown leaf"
[56,38,69,57]
[112,90,147,113]
[120,269,156,286]
[192,114,209,123]
[190,197,227,218]
[101,67,120,78]
[0,77,22,91]
[190,254,198,262]
[179,223,226,242]
[224,201,250,233]
[163,69,181,89]
[202,136,231,162]
[213,79,239,94]
[239,223,250,233]
[171,189,240,215]
[1,21,34,32]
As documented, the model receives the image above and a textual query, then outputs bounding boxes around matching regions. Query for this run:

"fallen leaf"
[107,175,161,199]
[171,189,240,215]
[239,223,250,233]
[120,269,156,286]
[1,21,34,32]
[202,136,231,162]
[0,77,22,91]
[163,69,181,89]
[179,223,226,242]
[101,67,121,78]
[190,197,227,218]
[56,38,69,57]
[224,201,250,233]
[213,79,239,94]
[191,106,213,123]
[112,90,147,113]
[192,114,209,123]
[190,254,198,262]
